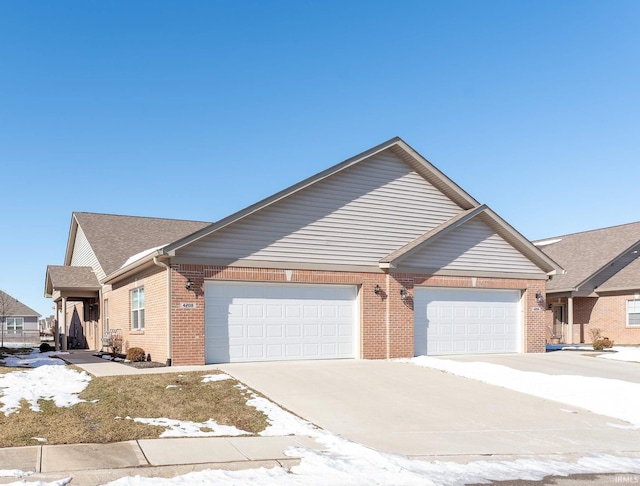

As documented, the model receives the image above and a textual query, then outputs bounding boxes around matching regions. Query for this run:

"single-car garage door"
[414,287,521,356]
[205,282,358,363]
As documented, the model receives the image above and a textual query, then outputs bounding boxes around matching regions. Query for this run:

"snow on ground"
[3,352,640,485]
[127,416,249,437]
[0,365,91,415]
[0,348,91,416]
[201,373,232,382]
[1,348,65,368]
[598,346,640,362]
[404,355,640,426]
[95,452,640,486]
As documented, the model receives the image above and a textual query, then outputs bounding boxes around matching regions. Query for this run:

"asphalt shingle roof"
[73,212,211,277]
[536,221,640,293]
[47,265,101,289]
[0,289,40,317]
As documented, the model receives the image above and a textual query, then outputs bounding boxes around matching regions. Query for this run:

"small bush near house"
[593,337,614,351]
[39,342,53,353]
[589,327,603,342]
[109,334,123,355]
[126,347,146,362]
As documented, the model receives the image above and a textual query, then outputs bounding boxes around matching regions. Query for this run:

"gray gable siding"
[178,151,463,266]
[400,218,544,274]
[70,226,106,281]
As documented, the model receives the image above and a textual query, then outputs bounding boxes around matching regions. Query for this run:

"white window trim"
[104,299,110,332]
[131,287,145,331]
[626,299,640,327]
[6,317,24,333]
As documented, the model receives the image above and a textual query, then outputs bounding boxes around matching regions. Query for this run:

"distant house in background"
[39,315,55,335]
[0,290,41,345]
[535,222,640,345]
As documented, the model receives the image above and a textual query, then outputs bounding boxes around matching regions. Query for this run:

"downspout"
[385,273,390,359]
[153,256,172,366]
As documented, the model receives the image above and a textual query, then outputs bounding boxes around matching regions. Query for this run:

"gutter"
[104,249,164,285]
[153,256,172,366]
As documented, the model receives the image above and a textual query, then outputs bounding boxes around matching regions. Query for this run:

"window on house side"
[6,317,24,334]
[104,299,109,332]
[627,299,640,327]
[131,287,145,330]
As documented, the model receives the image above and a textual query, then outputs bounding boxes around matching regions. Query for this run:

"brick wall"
[582,294,640,345]
[543,294,640,345]
[168,265,547,365]
[106,265,169,363]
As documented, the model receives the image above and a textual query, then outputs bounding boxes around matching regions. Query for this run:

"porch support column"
[61,296,68,351]
[54,302,60,351]
[567,296,574,345]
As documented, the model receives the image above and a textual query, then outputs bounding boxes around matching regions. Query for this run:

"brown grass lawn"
[0,362,268,448]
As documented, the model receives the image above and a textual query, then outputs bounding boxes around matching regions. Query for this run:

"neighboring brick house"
[535,222,640,345]
[44,137,562,365]
[0,289,40,343]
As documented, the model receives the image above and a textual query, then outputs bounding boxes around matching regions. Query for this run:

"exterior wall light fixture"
[374,284,381,295]
[400,288,408,300]
[185,278,193,291]
[535,291,543,304]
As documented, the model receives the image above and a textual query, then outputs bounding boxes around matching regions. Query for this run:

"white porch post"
[61,296,68,351]
[54,302,60,351]
[567,296,574,345]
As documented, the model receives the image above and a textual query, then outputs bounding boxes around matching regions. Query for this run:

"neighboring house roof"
[0,289,40,317]
[66,212,211,278]
[535,221,640,294]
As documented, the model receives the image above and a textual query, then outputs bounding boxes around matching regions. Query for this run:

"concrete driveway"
[219,353,640,460]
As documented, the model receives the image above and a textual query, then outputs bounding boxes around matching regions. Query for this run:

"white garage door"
[414,287,521,356]
[205,282,358,363]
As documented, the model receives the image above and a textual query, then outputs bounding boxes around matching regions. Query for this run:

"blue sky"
[1,1,639,317]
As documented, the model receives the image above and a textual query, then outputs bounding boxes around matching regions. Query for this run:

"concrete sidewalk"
[0,350,322,484]
[0,436,322,485]
[56,349,222,377]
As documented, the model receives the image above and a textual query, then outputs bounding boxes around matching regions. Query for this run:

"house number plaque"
[180,303,197,309]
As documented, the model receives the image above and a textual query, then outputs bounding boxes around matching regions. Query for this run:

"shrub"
[126,347,146,362]
[593,337,614,351]
[39,342,53,353]
[589,327,602,342]
[108,334,123,355]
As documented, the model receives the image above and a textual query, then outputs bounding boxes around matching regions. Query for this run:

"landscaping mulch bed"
[126,360,167,369]
[94,352,167,368]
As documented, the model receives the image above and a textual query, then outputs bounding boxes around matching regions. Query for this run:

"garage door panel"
[322,325,336,337]
[266,305,282,318]
[247,325,264,338]
[267,325,282,337]
[304,343,319,356]
[321,306,336,318]
[227,325,243,339]
[304,324,319,337]
[286,325,301,337]
[338,324,352,337]
[415,288,520,356]
[206,282,357,363]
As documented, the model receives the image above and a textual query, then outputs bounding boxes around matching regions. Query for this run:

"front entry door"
[553,305,566,341]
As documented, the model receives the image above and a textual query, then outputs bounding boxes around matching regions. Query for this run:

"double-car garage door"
[414,287,521,356]
[204,282,521,363]
[205,282,357,363]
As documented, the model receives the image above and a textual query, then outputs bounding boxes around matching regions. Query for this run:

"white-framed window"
[627,299,640,327]
[131,287,145,330]
[104,299,109,332]
[6,317,24,334]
